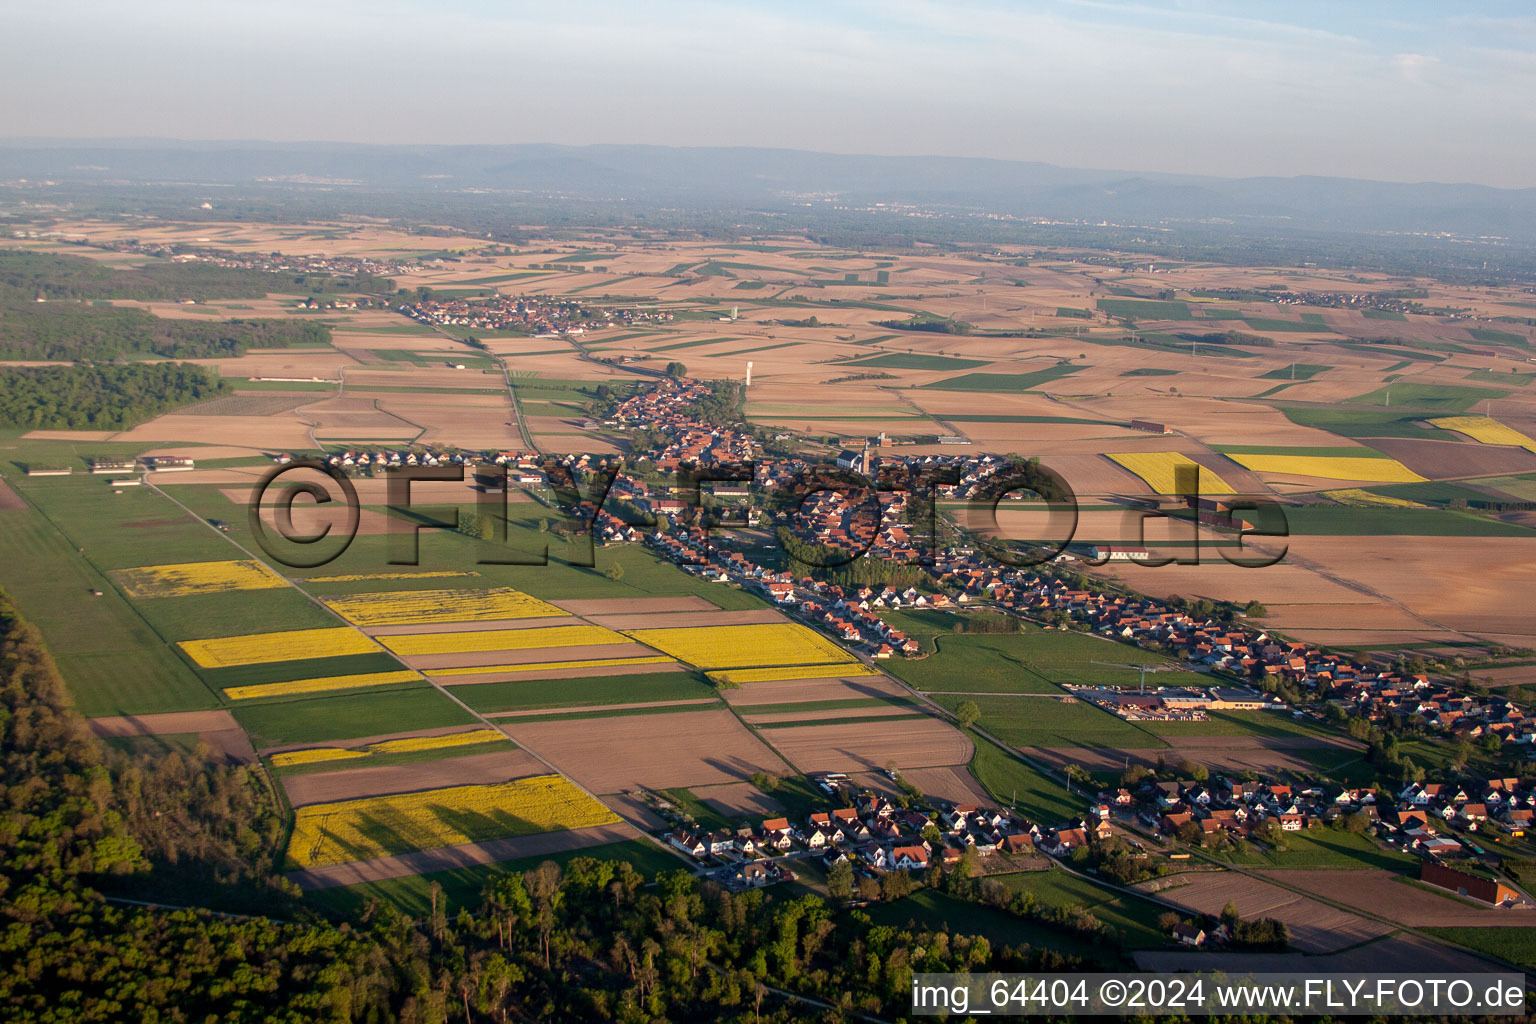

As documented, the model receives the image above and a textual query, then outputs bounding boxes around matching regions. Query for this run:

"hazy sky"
[6,0,1536,187]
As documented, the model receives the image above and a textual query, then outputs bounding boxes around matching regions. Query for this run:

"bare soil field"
[691,781,786,820]
[88,710,256,763]
[1033,744,1349,775]
[111,415,315,449]
[440,661,688,686]
[404,642,651,672]
[722,674,915,707]
[181,392,324,417]
[488,698,718,719]
[1260,869,1534,928]
[888,766,992,806]
[0,478,27,510]
[762,717,972,773]
[281,748,546,807]
[89,710,241,736]
[1367,437,1536,479]
[742,705,926,725]
[498,707,791,793]
[362,616,584,637]
[1132,933,1501,973]
[1132,871,1389,953]
[583,609,786,630]
[288,822,643,891]
[551,596,717,615]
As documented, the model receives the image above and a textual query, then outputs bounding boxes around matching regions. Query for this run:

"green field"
[1419,927,1536,969]
[1258,363,1331,380]
[1138,710,1344,742]
[964,732,1082,825]
[1120,368,1178,377]
[1346,383,1509,412]
[451,671,715,712]
[1467,368,1536,387]
[843,353,988,371]
[1213,444,1390,459]
[1216,826,1417,871]
[270,739,515,777]
[232,688,476,748]
[936,693,1162,749]
[1363,309,1408,321]
[1279,406,1454,441]
[1280,505,1536,537]
[1467,328,1531,347]
[0,496,218,715]
[1243,317,1331,333]
[993,870,1173,948]
[1096,299,1191,320]
[885,629,1191,694]
[918,366,1080,393]
[1055,307,1092,319]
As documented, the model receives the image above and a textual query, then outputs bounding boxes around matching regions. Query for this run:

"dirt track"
[287,821,644,890]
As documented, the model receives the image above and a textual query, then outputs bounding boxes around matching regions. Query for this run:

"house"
[1172,922,1207,947]
[667,830,706,858]
[890,845,930,871]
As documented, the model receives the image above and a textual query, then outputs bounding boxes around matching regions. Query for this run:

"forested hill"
[0,362,229,429]
[0,249,389,303]
[0,303,330,361]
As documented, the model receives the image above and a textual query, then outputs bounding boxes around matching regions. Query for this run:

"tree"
[749,771,779,792]
[956,700,981,728]
[1244,600,1267,617]
[666,361,687,378]
[827,861,854,902]
[605,562,625,582]
[1157,911,1182,933]
[1176,820,1204,845]
[880,870,913,902]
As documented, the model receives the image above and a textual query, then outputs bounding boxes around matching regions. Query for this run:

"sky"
[5,0,1536,187]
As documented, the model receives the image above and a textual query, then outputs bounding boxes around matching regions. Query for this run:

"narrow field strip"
[381,623,627,656]
[180,627,382,668]
[624,622,856,670]
[224,669,422,701]
[1224,452,1425,482]
[114,559,288,599]
[1107,452,1236,494]
[285,775,620,869]
[708,663,879,686]
[325,586,566,626]
[430,655,675,678]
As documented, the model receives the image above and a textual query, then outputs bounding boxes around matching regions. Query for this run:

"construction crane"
[1089,661,1177,694]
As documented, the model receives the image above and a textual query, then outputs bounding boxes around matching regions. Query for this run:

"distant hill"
[4,139,1536,241]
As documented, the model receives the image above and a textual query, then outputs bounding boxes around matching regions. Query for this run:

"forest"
[0,362,229,429]
[0,249,390,303]
[0,303,331,361]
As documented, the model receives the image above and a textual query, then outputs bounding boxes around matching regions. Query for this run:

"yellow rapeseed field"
[285,775,619,868]
[380,624,625,657]
[180,627,381,668]
[708,664,880,686]
[271,748,368,768]
[325,587,565,627]
[625,623,857,670]
[1106,452,1236,495]
[366,728,507,755]
[429,655,674,677]
[1430,415,1536,453]
[115,559,287,600]
[1324,488,1425,509]
[309,571,478,583]
[1224,452,1424,483]
[224,669,421,701]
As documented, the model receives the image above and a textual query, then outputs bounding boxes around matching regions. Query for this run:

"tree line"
[0,249,391,303]
[0,303,331,361]
[0,362,229,429]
